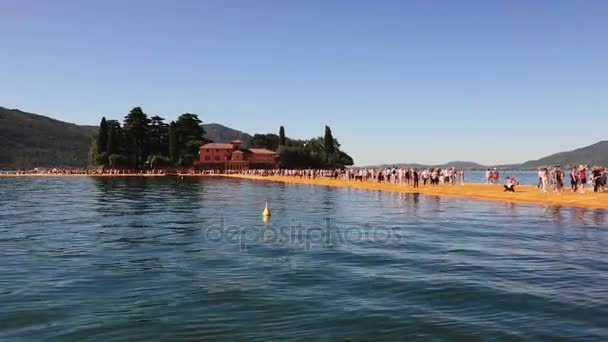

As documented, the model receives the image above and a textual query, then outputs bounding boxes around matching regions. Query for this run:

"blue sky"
[1,0,607,165]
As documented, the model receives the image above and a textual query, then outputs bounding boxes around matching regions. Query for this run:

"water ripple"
[0,176,607,340]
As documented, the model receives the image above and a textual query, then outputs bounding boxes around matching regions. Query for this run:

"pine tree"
[149,115,169,156]
[123,107,150,167]
[169,121,178,163]
[173,113,207,165]
[106,120,122,156]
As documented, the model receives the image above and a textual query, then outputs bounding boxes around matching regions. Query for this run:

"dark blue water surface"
[1,176,607,341]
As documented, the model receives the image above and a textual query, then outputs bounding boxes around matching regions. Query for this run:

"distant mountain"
[3,105,606,170]
[519,141,608,168]
[363,161,486,170]
[0,106,97,169]
[362,142,608,170]
[438,161,486,169]
[202,123,253,145]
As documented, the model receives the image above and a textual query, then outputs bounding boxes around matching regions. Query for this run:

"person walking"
[570,167,579,192]
[579,166,587,192]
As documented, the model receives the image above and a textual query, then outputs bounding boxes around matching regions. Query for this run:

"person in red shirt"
[579,166,587,190]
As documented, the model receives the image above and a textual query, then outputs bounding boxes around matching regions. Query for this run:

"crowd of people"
[2,168,169,175]
[0,167,232,176]
[537,165,607,193]
[225,166,608,194]
[225,167,467,188]
[3,165,606,194]
[485,168,501,184]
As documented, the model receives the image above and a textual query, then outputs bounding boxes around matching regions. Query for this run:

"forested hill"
[0,107,253,169]
[0,106,97,169]
[202,123,252,145]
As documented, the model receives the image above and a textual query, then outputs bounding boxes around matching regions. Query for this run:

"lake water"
[1,177,607,340]
[464,170,539,185]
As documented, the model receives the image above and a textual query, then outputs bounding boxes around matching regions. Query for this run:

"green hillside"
[0,107,97,169]
[519,141,608,168]
[202,123,253,145]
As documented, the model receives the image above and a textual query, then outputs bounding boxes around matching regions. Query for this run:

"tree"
[148,115,169,157]
[97,117,108,154]
[279,126,286,146]
[89,117,110,166]
[169,121,178,163]
[285,138,306,148]
[88,109,356,170]
[174,113,208,165]
[106,120,123,156]
[277,146,311,169]
[277,133,353,169]
[324,126,335,155]
[108,154,127,168]
[250,133,280,150]
[88,136,98,167]
[147,154,172,169]
[336,150,354,167]
[123,107,150,167]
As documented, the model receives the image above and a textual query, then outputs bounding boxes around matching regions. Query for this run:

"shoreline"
[216,174,608,210]
[1,173,606,210]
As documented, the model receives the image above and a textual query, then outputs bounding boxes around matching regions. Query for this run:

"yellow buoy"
[262,202,271,217]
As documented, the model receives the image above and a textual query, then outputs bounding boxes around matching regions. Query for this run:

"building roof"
[232,150,244,154]
[231,139,243,144]
[248,148,276,155]
[200,143,233,149]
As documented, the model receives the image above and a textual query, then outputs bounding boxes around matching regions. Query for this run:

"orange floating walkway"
[217,174,608,210]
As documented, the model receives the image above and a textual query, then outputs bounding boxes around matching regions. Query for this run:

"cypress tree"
[324,125,335,155]
[106,124,116,156]
[105,119,123,157]
[279,126,286,146]
[97,117,108,154]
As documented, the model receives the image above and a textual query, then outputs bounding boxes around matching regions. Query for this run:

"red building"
[195,140,278,170]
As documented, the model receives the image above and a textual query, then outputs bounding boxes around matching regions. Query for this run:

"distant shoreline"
[0,173,170,177]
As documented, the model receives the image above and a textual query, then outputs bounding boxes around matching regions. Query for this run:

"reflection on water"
[0,176,607,340]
